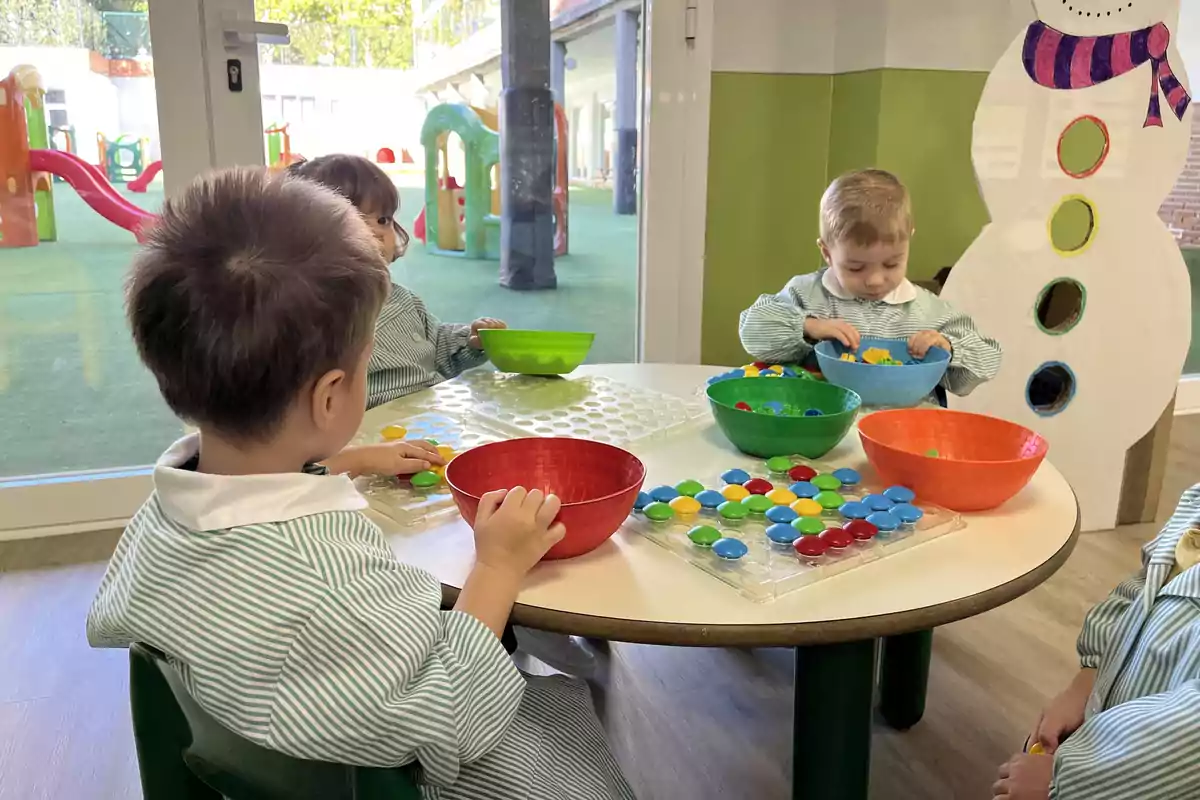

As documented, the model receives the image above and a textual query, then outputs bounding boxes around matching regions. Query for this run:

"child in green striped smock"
[289,155,506,408]
[992,485,1200,800]
[87,168,635,800]
[739,170,1001,398]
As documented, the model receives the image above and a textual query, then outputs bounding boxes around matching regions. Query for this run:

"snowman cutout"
[942,0,1192,531]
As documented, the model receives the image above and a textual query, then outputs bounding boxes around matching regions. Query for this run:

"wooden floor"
[2,414,1198,800]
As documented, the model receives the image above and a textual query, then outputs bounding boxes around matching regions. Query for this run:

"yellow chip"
[1028,742,1045,755]
[722,484,751,502]
[431,465,446,477]
[790,498,823,517]
[669,495,702,515]
[381,424,408,441]
[742,366,760,378]
[766,488,798,505]
[436,444,456,461]
[770,365,786,372]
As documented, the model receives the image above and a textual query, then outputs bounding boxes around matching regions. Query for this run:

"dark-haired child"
[88,168,634,799]
[289,154,506,407]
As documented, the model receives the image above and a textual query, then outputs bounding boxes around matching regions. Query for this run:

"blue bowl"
[815,337,949,408]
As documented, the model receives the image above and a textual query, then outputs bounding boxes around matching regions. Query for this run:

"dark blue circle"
[650,485,680,503]
[891,503,924,523]
[866,511,901,532]
[695,489,725,509]
[634,491,652,511]
[832,467,862,486]
[863,494,894,511]
[883,486,916,504]
[766,505,799,524]
[766,523,799,544]
[790,481,819,499]
[722,468,751,485]
[712,537,749,560]
[839,501,870,520]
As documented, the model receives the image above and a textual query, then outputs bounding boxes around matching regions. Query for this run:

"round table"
[366,364,1080,800]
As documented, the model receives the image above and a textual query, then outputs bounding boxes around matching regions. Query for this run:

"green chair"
[129,643,422,800]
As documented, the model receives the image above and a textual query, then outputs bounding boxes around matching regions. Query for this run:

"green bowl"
[706,377,862,458]
[479,329,595,375]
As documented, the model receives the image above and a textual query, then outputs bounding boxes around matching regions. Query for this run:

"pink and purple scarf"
[1022,21,1191,127]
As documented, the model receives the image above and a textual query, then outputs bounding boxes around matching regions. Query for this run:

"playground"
[0,182,638,477]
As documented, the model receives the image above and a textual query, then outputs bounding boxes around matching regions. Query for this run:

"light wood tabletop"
[367,364,1081,647]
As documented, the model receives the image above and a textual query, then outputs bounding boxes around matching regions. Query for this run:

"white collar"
[821,268,916,305]
[153,434,367,531]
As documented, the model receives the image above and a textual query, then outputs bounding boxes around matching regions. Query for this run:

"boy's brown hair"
[819,169,913,247]
[127,167,389,439]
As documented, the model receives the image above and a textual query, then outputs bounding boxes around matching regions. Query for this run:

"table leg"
[878,629,933,730]
[793,639,876,800]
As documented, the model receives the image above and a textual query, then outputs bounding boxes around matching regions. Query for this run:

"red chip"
[735,401,752,411]
[743,478,774,495]
[843,519,879,541]
[753,361,769,370]
[788,464,818,482]
[794,536,828,558]
[819,527,854,549]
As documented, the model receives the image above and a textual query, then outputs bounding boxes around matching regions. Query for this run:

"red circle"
[743,478,774,495]
[788,464,818,482]
[843,519,879,541]
[819,527,854,549]
[1056,115,1110,180]
[794,536,828,558]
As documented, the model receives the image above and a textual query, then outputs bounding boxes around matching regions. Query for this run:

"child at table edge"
[992,484,1200,800]
[288,154,505,408]
[86,168,635,800]
[738,169,1001,397]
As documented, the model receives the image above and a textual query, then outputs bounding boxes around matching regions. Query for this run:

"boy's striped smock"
[738,269,1002,397]
[87,436,634,800]
[1053,486,1200,799]
[368,283,488,408]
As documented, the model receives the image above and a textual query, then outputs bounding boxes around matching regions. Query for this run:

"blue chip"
[838,501,869,520]
[722,468,752,485]
[712,537,750,560]
[649,485,680,503]
[884,485,916,504]
[766,505,799,524]
[695,489,725,509]
[804,408,824,417]
[866,511,901,532]
[781,367,797,377]
[730,368,745,378]
[832,467,862,486]
[633,491,652,511]
[766,523,799,544]
[863,493,894,511]
[789,481,819,499]
[763,400,785,413]
[891,503,924,523]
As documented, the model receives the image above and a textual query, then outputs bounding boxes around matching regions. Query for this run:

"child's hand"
[992,753,1052,800]
[1030,668,1096,754]
[472,487,566,578]
[804,318,861,350]
[469,318,507,349]
[328,441,445,478]
[908,330,951,358]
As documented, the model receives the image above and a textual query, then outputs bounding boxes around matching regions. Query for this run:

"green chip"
[812,474,842,491]
[791,517,826,535]
[815,490,845,509]
[675,479,705,497]
[741,494,774,514]
[718,501,750,520]
[643,502,675,522]
[765,456,793,474]
[687,525,722,547]
[410,470,441,488]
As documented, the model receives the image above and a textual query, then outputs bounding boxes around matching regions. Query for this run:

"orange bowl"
[445,437,646,560]
[857,409,1048,512]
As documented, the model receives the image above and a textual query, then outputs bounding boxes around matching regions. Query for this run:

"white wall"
[1179,1,1200,77]
[112,77,161,160]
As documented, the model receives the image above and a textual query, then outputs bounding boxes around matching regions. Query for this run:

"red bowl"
[857,409,1048,512]
[445,437,646,560]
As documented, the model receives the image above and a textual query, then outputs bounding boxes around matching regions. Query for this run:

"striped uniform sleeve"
[1050,680,1200,800]
[414,294,490,379]
[268,565,524,785]
[932,299,1003,397]
[738,276,818,364]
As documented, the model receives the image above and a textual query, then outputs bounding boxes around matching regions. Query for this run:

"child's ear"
[817,238,832,265]
[310,368,347,431]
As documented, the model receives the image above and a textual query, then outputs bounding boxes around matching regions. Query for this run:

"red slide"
[29,149,156,242]
[127,159,162,193]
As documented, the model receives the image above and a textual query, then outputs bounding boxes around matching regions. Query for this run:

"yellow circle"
[722,484,751,502]
[1047,195,1098,256]
[381,424,408,441]
[766,488,798,505]
[436,445,456,461]
[1028,742,1046,755]
[669,496,702,515]
[431,465,446,477]
[790,498,823,517]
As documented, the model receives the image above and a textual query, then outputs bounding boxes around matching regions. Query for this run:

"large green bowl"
[706,377,862,458]
[479,329,595,375]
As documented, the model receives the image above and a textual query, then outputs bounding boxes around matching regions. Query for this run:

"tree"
[257,0,414,70]
[0,0,106,51]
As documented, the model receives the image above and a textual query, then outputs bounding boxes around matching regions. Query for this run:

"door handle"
[222,17,290,48]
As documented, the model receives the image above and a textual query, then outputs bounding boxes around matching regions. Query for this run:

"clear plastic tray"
[623,453,965,602]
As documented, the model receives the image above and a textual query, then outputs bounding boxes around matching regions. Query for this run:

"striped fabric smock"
[368,283,489,408]
[87,435,635,800]
[738,269,1002,397]
[1054,485,1200,799]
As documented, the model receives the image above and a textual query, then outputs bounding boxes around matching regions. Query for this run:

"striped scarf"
[1022,20,1191,127]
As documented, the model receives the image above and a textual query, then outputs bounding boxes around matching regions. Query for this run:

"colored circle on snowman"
[1033,278,1086,336]
[1047,195,1098,256]
[1026,361,1077,418]
[1056,115,1110,180]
